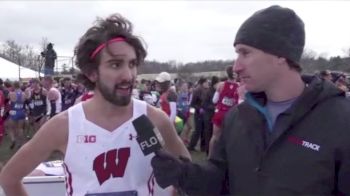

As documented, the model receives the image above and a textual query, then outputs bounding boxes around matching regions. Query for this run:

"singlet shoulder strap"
[132,98,147,118]
[68,102,85,129]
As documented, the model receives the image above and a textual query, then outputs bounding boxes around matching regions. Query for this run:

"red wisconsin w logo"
[93,148,131,185]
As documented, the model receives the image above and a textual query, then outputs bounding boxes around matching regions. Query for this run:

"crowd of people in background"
[0,76,86,149]
[1,6,350,195]
[0,67,349,157]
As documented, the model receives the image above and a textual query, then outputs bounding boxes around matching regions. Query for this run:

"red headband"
[90,37,126,60]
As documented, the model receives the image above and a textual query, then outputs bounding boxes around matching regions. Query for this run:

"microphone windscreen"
[132,114,163,156]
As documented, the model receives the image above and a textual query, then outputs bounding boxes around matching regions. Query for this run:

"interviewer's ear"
[277,56,288,66]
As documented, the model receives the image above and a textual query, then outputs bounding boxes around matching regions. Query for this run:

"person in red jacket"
[155,72,177,123]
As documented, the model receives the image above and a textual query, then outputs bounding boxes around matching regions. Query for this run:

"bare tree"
[40,37,49,52]
[302,48,317,60]
[2,40,23,64]
[177,65,192,82]
[22,44,40,70]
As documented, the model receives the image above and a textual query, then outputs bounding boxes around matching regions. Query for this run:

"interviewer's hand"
[151,149,190,189]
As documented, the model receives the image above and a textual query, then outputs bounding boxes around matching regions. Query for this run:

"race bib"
[9,110,16,116]
[34,100,44,106]
[65,99,72,104]
[14,104,23,109]
[85,190,137,196]
[222,97,234,106]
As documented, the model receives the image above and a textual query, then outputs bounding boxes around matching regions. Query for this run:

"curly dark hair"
[226,65,234,79]
[74,13,147,89]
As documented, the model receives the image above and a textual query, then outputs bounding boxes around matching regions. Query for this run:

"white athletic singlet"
[64,99,172,196]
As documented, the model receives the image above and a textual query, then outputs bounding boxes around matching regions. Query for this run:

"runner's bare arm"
[47,88,59,101]
[74,94,83,105]
[24,88,31,100]
[217,81,224,93]
[147,105,191,159]
[0,112,68,196]
[42,88,48,96]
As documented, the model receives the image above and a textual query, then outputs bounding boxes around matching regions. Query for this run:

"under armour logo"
[129,134,138,141]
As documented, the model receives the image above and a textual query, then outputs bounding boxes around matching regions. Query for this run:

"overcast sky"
[0,0,349,65]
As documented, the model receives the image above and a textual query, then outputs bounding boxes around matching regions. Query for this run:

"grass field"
[0,134,17,164]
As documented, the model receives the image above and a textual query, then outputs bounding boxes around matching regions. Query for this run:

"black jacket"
[190,87,208,113]
[181,78,350,195]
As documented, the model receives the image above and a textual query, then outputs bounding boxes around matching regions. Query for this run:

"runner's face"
[95,41,137,106]
[181,83,188,92]
[64,80,71,88]
[32,82,40,90]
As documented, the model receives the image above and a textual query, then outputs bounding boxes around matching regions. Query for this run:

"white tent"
[0,57,43,80]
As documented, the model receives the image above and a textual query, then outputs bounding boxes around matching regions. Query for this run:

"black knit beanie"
[234,5,305,65]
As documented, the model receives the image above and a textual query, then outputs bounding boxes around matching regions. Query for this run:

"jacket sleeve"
[190,89,201,111]
[334,100,350,194]
[180,160,226,195]
[179,108,235,195]
[337,142,350,194]
[203,88,216,111]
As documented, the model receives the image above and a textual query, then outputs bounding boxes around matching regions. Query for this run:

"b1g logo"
[76,135,96,143]
[93,148,131,185]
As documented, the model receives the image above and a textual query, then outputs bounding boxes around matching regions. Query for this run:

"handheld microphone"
[132,114,186,196]
[132,114,164,156]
